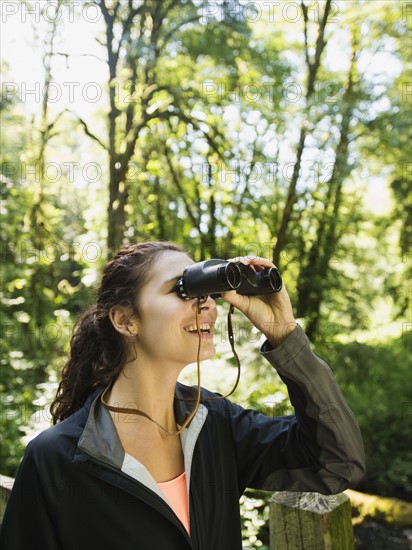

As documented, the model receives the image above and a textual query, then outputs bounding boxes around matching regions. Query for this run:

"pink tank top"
[158,472,190,534]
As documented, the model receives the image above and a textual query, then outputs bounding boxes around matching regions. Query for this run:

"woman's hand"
[221,256,297,348]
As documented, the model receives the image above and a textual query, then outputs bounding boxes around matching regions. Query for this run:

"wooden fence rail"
[269,491,354,549]
[0,475,14,525]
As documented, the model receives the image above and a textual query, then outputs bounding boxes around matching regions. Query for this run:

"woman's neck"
[106,358,181,436]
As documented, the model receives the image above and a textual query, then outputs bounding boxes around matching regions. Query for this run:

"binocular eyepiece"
[175,259,282,301]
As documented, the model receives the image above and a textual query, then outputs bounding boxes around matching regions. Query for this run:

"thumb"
[221,290,250,314]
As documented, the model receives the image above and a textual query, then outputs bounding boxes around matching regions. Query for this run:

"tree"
[296,26,361,339]
[77,0,250,255]
[272,0,333,267]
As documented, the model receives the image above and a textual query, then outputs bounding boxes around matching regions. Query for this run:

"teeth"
[184,323,211,333]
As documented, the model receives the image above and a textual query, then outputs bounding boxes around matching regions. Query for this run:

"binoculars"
[175,259,282,301]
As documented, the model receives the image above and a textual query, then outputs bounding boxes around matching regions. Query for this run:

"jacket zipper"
[85,455,194,547]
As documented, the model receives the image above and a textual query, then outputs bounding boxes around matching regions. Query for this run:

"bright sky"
[1,2,106,118]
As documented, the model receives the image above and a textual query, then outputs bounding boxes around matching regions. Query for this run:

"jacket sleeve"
[227,323,366,495]
[0,442,62,550]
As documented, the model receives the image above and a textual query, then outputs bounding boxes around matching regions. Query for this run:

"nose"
[193,295,216,313]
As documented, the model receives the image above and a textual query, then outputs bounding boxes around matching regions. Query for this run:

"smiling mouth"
[184,323,213,334]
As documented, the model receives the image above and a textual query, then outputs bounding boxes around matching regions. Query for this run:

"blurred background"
[1,1,411,547]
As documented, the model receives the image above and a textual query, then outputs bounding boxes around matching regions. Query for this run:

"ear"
[109,306,138,337]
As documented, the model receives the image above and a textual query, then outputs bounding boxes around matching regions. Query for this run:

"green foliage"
[0,174,95,475]
[240,490,270,549]
[330,335,412,499]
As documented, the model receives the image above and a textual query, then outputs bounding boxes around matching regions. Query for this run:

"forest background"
[1,0,411,547]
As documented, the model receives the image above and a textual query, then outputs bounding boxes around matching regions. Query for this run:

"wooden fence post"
[0,475,14,525]
[269,491,354,550]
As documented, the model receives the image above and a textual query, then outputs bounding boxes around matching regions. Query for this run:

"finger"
[245,256,276,268]
[227,255,275,268]
[220,289,249,311]
[228,256,249,264]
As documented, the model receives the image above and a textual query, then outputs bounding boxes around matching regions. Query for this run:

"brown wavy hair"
[50,241,186,424]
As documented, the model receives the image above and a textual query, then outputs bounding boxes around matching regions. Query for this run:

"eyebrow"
[163,275,182,287]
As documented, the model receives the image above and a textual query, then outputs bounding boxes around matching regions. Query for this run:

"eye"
[169,279,181,294]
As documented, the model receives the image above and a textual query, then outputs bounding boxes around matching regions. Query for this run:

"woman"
[1,241,365,550]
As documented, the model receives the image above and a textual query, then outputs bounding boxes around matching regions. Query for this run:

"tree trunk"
[26,2,64,357]
[296,30,360,341]
[272,0,332,267]
[272,128,307,266]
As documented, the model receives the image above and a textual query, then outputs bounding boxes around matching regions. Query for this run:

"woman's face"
[132,251,218,368]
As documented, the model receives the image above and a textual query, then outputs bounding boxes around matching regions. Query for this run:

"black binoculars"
[175,259,282,301]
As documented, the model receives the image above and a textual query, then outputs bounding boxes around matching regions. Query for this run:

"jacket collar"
[75,388,124,468]
[73,383,208,473]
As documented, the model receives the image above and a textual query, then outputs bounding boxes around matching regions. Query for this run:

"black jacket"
[0,325,365,550]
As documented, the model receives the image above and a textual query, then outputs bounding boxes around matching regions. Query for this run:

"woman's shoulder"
[23,418,80,466]
[24,390,101,462]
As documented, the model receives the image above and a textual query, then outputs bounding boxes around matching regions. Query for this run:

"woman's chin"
[199,344,216,361]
